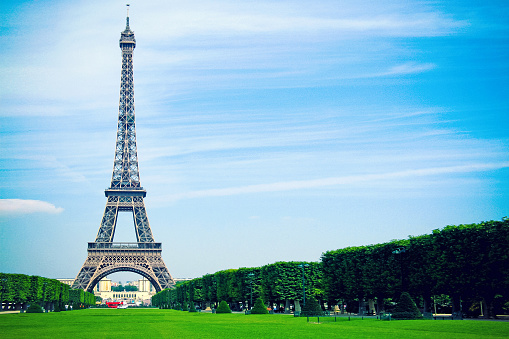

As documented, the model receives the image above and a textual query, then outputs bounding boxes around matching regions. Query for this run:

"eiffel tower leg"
[133,197,154,243]
[149,257,174,290]
[72,253,99,291]
[95,196,120,243]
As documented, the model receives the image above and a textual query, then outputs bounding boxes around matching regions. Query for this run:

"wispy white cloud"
[380,62,437,77]
[348,62,437,79]
[133,1,467,39]
[163,162,509,201]
[0,0,466,117]
[0,199,64,215]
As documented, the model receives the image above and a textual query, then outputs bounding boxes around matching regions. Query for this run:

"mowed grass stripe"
[1,309,508,338]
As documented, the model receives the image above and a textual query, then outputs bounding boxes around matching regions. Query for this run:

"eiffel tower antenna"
[126,4,130,27]
[72,7,175,292]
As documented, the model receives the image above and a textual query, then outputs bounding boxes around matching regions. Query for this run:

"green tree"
[216,270,236,304]
[407,234,436,315]
[251,297,268,314]
[301,295,323,316]
[26,303,43,313]
[53,302,61,312]
[260,262,320,310]
[216,300,232,313]
[392,292,422,319]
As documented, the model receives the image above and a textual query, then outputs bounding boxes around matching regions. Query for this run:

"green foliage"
[69,289,84,304]
[150,218,509,319]
[112,285,138,292]
[392,292,423,320]
[68,288,95,308]
[216,270,236,303]
[251,297,268,314]
[260,262,322,304]
[216,300,232,313]
[60,283,70,304]
[84,291,96,306]
[321,218,509,316]
[301,295,323,316]
[28,276,43,302]
[0,273,75,308]
[26,303,43,313]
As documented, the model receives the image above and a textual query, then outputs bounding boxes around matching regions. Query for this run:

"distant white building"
[57,278,74,286]
[57,277,194,306]
[94,277,156,306]
[57,277,157,305]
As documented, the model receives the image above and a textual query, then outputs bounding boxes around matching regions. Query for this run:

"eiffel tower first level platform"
[72,243,174,292]
[72,6,175,293]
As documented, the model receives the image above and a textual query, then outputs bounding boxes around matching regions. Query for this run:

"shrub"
[216,300,232,313]
[301,295,323,316]
[251,297,268,314]
[26,303,44,313]
[392,292,423,320]
[189,302,197,312]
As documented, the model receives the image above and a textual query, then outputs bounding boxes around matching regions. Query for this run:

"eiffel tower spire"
[113,3,138,190]
[126,4,131,30]
[72,7,174,292]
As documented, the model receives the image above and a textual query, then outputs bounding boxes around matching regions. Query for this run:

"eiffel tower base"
[72,242,174,292]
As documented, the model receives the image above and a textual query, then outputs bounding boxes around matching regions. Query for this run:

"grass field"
[1,309,508,338]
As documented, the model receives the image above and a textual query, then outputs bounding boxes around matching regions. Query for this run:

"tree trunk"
[376,295,385,313]
[483,295,496,319]
[367,299,375,314]
[451,295,462,320]
[285,299,290,314]
[294,300,301,313]
[358,298,365,315]
[422,293,432,318]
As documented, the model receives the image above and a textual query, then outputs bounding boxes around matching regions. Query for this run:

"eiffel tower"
[72,6,174,292]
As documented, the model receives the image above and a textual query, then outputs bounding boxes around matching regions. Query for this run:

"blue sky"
[1,0,508,282]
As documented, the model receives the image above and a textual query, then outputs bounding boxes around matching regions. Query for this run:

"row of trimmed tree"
[152,262,322,312]
[322,218,509,318]
[0,273,96,312]
[153,218,509,318]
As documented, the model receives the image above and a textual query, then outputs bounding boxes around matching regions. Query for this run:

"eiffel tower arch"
[72,7,174,293]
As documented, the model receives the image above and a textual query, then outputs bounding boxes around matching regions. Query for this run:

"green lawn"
[1,309,508,338]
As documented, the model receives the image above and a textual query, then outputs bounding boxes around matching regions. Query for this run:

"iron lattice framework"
[73,10,174,292]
